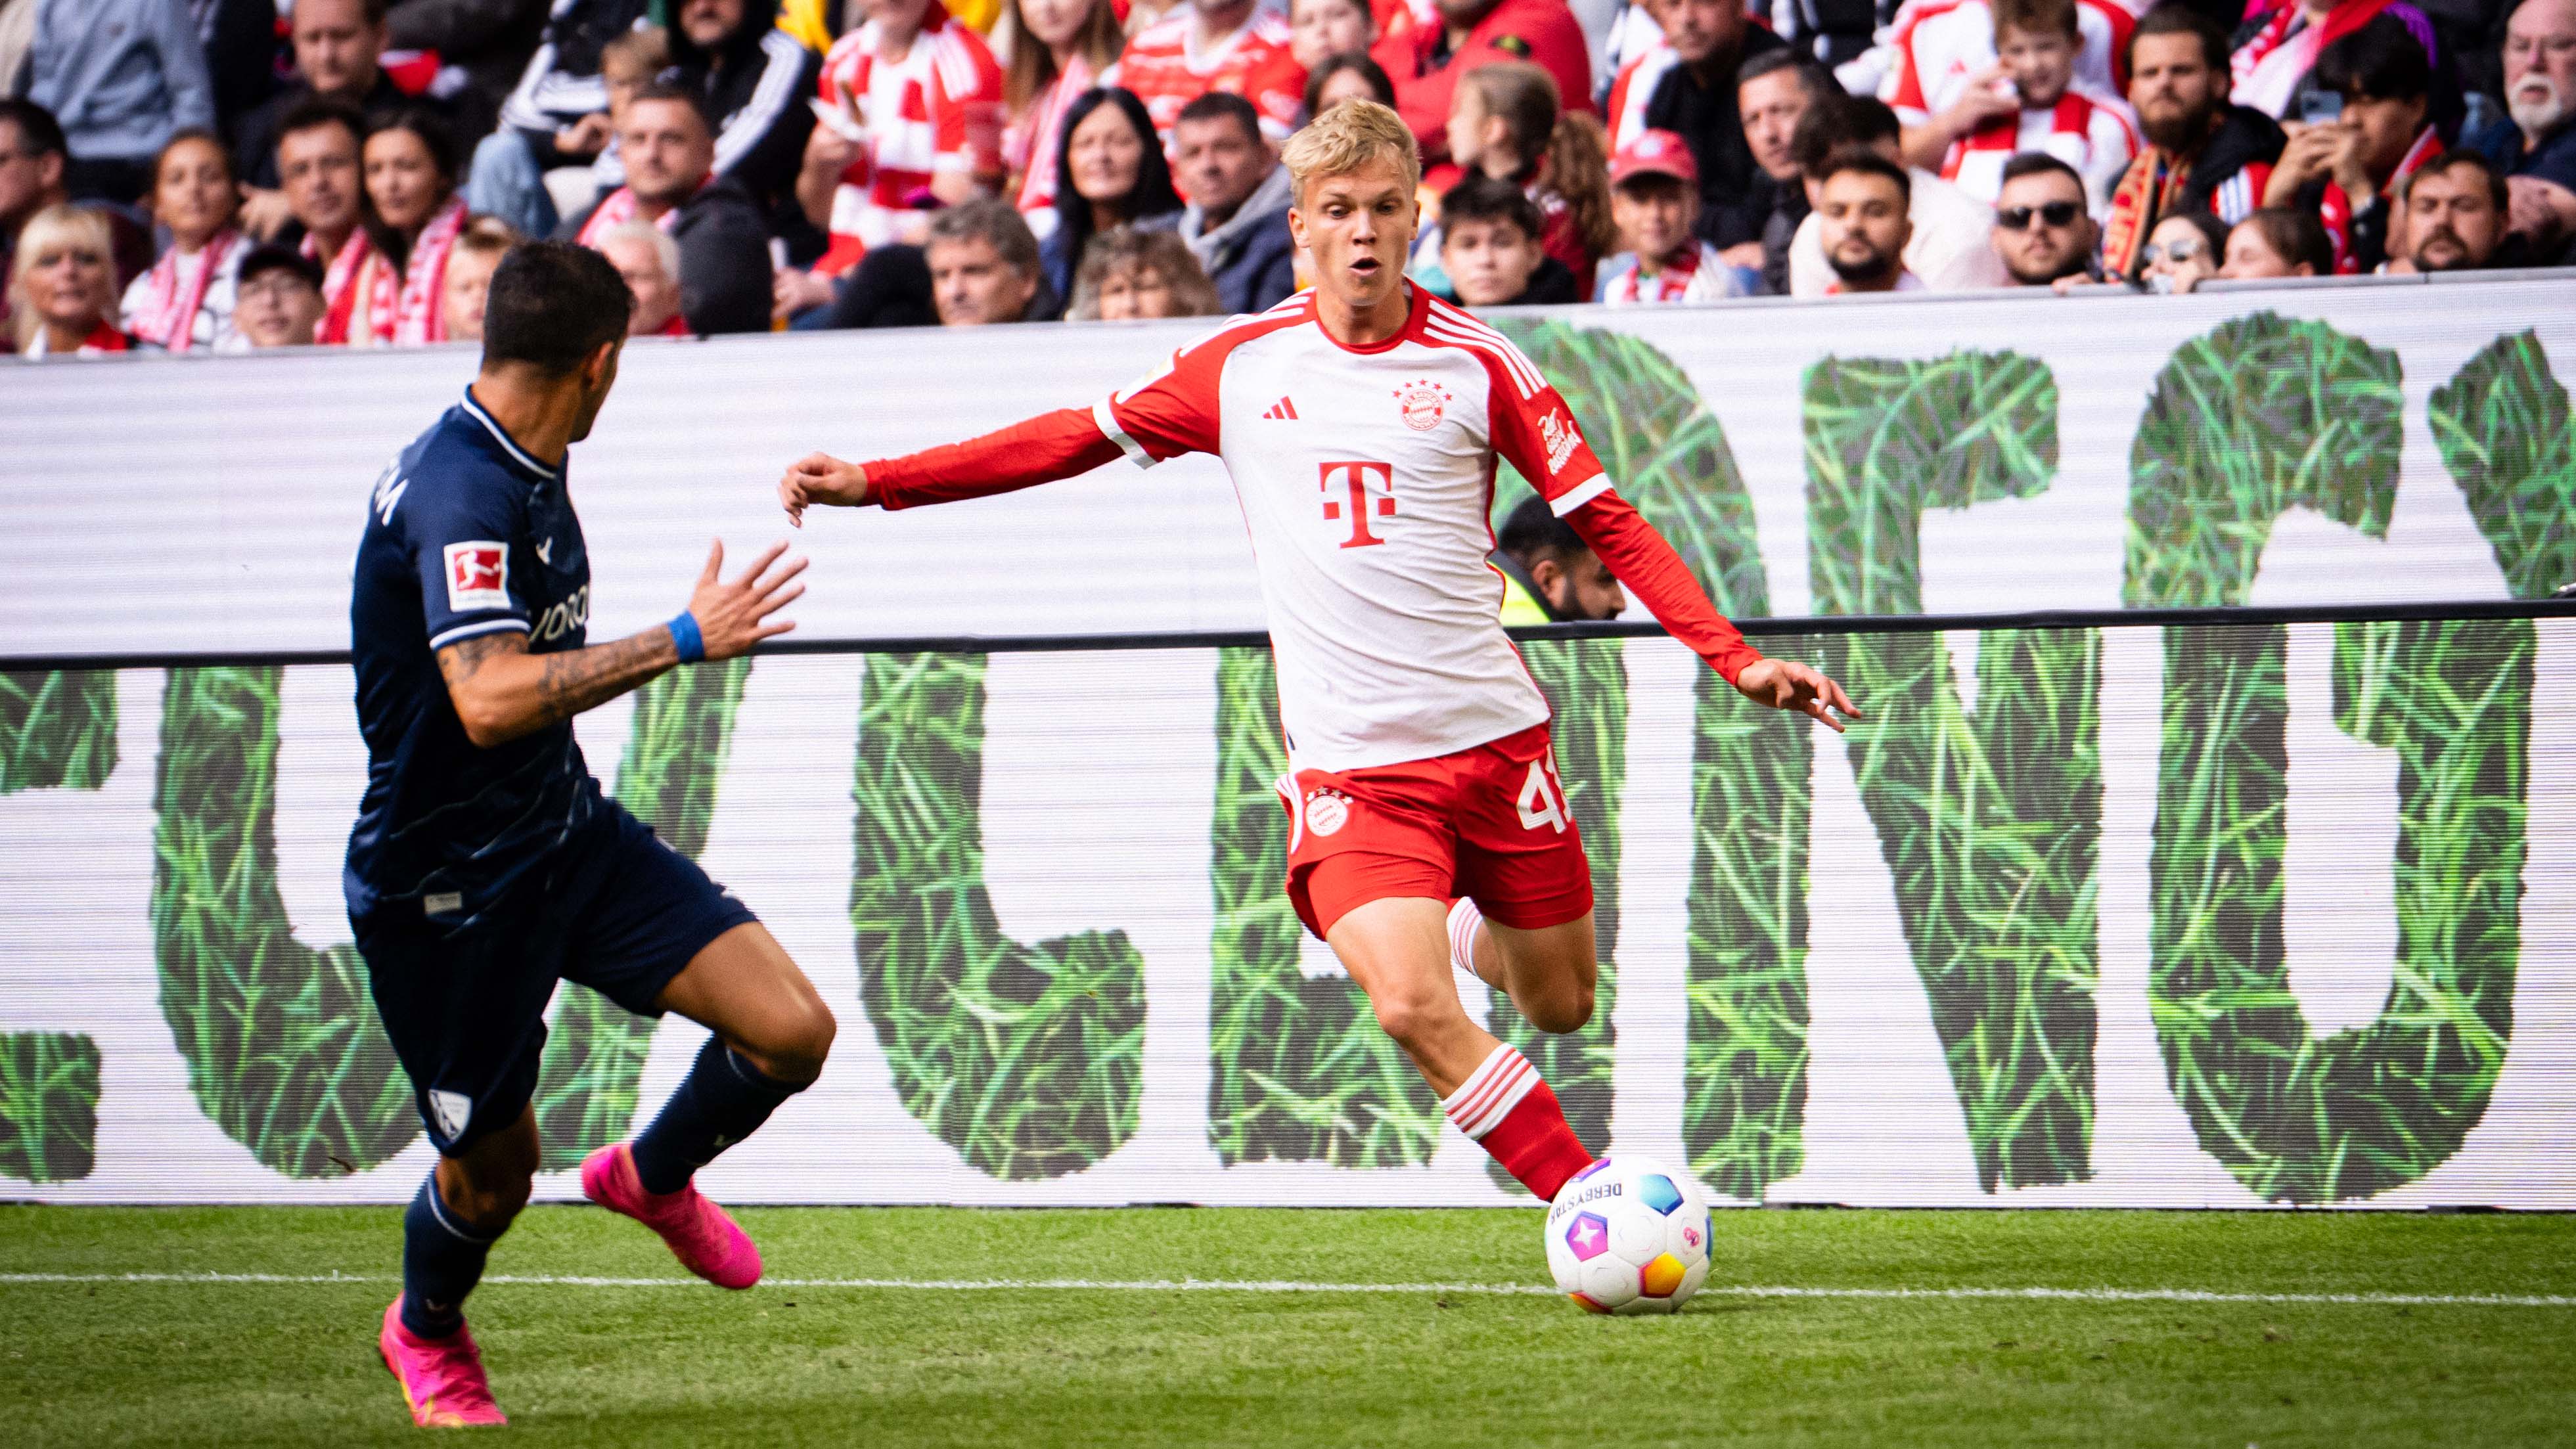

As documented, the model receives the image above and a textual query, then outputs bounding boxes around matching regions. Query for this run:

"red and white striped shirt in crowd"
[1008,51,1119,241]
[815,3,1005,275]
[1939,86,2138,214]
[1880,0,2141,130]
[1603,42,1676,154]
[1596,240,1748,304]
[1120,7,1307,143]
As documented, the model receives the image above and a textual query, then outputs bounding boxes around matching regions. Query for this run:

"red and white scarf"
[2231,0,2391,118]
[574,181,696,248]
[302,229,376,346]
[2319,123,2438,273]
[362,194,468,346]
[132,229,237,352]
[1008,52,1110,233]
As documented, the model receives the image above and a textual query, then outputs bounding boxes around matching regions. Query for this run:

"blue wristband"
[668,611,706,664]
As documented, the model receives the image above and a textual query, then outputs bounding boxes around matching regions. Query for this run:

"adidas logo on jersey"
[1262,397,1299,420]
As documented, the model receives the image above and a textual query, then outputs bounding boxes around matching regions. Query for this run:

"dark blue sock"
[399,1173,497,1339]
[629,1036,803,1195]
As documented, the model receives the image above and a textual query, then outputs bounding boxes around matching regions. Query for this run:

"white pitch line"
[1,1272,2572,1308]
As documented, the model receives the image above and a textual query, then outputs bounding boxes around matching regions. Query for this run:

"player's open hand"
[687,539,806,659]
[1732,658,1861,732]
[779,453,869,526]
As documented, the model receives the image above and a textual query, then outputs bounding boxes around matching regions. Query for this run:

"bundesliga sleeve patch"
[443,541,512,613]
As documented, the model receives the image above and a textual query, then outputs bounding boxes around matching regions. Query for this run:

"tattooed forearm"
[530,630,675,727]
[434,626,678,746]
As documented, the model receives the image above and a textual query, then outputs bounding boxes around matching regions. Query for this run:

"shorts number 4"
[1517,755,1569,834]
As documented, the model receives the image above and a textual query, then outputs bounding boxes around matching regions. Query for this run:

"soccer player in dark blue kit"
[346,241,831,1427]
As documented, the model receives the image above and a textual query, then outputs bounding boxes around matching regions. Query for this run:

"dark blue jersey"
[344,387,604,922]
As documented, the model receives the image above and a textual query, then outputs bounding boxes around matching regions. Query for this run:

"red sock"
[1442,1045,1594,1201]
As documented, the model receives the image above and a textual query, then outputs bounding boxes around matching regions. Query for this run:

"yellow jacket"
[777,0,1003,50]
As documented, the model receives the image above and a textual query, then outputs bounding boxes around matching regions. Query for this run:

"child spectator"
[353,108,470,344]
[1879,0,2140,160]
[1121,0,1308,144]
[1039,87,1185,304]
[123,129,244,352]
[10,204,146,355]
[1290,0,1380,70]
[1919,0,2139,213]
[229,244,328,348]
[2264,12,2443,273]
[1303,51,1397,117]
[1434,61,1615,298]
[999,0,1127,240]
[797,0,1006,281]
[1068,223,1225,317]
[2219,205,2335,276]
[1438,173,1578,305]
[1596,127,1751,302]
[437,215,522,342]
[597,220,692,336]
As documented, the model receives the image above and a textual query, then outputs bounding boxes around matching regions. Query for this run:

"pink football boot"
[378,1299,507,1427]
[580,1141,763,1289]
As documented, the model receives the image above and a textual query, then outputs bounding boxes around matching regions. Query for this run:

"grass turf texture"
[4,1207,2573,1446]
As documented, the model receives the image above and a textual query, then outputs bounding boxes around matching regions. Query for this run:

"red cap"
[1610,129,1699,187]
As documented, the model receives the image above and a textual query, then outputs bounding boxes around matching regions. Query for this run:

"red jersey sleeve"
[1095,328,1229,466]
[926,23,1006,174]
[861,408,1123,510]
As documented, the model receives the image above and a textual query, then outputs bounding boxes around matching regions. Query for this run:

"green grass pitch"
[4,1205,2573,1446]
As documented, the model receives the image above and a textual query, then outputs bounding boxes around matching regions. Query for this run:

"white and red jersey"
[1006,52,1119,240]
[1598,242,1746,303]
[1879,0,2141,130]
[1603,41,1677,154]
[1120,8,1307,143]
[815,5,1005,273]
[860,286,1763,773]
[1939,85,2138,214]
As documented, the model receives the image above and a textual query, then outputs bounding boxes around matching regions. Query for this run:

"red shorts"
[1281,722,1594,939]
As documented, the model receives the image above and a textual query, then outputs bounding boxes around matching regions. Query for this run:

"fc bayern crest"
[1305,788,1352,836]
[1393,379,1453,432]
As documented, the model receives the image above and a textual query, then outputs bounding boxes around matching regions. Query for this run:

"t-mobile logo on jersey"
[1319,460,1396,549]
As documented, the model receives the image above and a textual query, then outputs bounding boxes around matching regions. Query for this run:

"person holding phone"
[2263,11,2442,273]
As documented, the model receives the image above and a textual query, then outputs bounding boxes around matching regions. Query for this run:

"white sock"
[1440,1044,1538,1141]
[1446,898,1485,979]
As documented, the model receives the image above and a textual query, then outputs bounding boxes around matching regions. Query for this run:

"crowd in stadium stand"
[1,0,2567,354]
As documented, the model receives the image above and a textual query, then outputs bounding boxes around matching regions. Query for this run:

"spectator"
[2135,205,2228,288]
[1910,0,2139,213]
[1038,87,1184,305]
[1786,93,2007,292]
[233,0,436,217]
[2,99,143,350]
[1876,0,2138,147]
[597,219,690,334]
[1068,222,1224,317]
[384,0,551,145]
[999,0,1125,238]
[1439,60,1616,297]
[1596,127,1751,301]
[2102,9,2288,279]
[2393,146,2517,265]
[1988,150,2100,284]
[1813,149,1920,293]
[1439,173,1579,304]
[1290,0,1380,71]
[2470,0,2576,207]
[26,0,215,203]
[1173,91,1298,312]
[1122,0,1307,144]
[476,0,656,238]
[123,129,244,352]
[560,85,775,334]
[784,0,1005,321]
[2267,12,2443,271]
[229,243,328,347]
[353,108,469,343]
[1374,0,1592,173]
[1304,51,1397,116]
[2219,204,2336,274]
[271,100,380,344]
[1493,495,1626,623]
[1735,50,1835,294]
[438,213,520,340]
[929,194,1051,322]
[2230,0,2423,122]
[666,0,823,221]
[1628,0,1786,257]
[9,203,145,355]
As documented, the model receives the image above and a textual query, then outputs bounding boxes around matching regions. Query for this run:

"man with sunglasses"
[1989,152,2100,284]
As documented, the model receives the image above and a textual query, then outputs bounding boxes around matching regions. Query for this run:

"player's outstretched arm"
[437,540,804,748]
[777,408,1130,525]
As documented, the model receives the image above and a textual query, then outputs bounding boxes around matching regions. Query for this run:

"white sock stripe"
[1441,1044,1516,1109]
[420,1180,497,1246]
[1441,1048,1537,1140]
[1445,899,1481,974]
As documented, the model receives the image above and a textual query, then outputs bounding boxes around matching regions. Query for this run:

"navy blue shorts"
[353,801,757,1155]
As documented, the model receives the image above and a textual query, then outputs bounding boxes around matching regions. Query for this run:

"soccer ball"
[1543,1155,1713,1315]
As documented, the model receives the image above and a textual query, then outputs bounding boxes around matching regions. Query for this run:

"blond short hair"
[595,220,679,282]
[9,204,118,353]
[453,214,524,261]
[1281,99,1420,207]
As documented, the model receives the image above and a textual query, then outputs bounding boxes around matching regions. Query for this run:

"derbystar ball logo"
[1393,380,1453,432]
[1540,410,1578,472]
[443,541,510,612]
[1548,1178,1625,1222]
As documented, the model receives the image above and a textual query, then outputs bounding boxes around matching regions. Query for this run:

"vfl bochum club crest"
[1394,380,1453,432]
